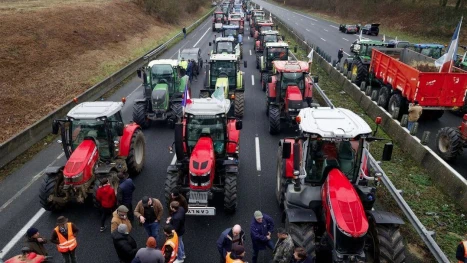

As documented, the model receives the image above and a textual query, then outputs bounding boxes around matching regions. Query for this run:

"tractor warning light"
[375,117,382,125]
[230,94,235,99]
[295,116,301,124]
[73,98,78,104]
[122,97,126,104]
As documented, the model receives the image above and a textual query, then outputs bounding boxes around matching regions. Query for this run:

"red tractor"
[165,98,242,215]
[39,100,146,211]
[266,61,315,134]
[435,114,467,161]
[255,30,282,53]
[228,18,244,34]
[212,11,226,32]
[277,107,406,262]
[253,21,274,40]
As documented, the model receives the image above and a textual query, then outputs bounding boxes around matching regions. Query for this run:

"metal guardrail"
[0,7,216,170]
[255,2,450,262]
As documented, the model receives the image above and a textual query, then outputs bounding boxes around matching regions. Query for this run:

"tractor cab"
[228,12,243,20]
[146,60,184,99]
[456,50,467,70]
[255,30,281,52]
[213,11,226,32]
[253,22,274,40]
[259,42,289,72]
[411,43,444,59]
[228,18,244,34]
[210,36,241,59]
[221,24,241,45]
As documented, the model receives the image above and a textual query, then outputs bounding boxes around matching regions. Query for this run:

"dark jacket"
[338,50,343,58]
[134,198,164,222]
[216,228,245,257]
[25,236,48,256]
[291,257,313,263]
[50,223,79,245]
[457,241,467,262]
[111,231,138,263]
[169,207,186,236]
[168,195,188,215]
[117,178,135,206]
[250,214,274,250]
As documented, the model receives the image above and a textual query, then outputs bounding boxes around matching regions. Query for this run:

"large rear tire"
[367,223,406,263]
[164,171,180,206]
[39,172,65,211]
[171,102,183,123]
[275,147,286,208]
[286,219,316,259]
[261,74,268,92]
[269,105,281,135]
[234,92,245,118]
[126,129,145,176]
[224,174,238,213]
[435,127,463,161]
[132,103,150,129]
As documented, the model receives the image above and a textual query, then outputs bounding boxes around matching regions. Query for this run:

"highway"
[252,0,467,177]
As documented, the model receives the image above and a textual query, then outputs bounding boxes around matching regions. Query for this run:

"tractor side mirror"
[294,46,297,53]
[116,122,124,137]
[137,69,142,78]
[244,61,247,68]
[235,120,243,130]
[209,42,212,46]
[313,76,319,83]
[382,142,393,161]
[282,141,291,159]
[52,121,59,135]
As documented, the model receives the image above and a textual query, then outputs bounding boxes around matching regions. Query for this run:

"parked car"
[339,24,359,34]
[361,23,380,36]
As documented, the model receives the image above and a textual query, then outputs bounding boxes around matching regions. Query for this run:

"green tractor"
[257,42,291,91]
[202,53,247,118]
[133,59,188,128]
[209,36,242,59]
[411,43,445,59]
[456,47,467,70]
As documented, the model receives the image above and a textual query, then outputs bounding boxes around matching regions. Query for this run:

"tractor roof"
[215,36,235,42]
[222,24,240,29]
[215,11,224,14]
[258,22,274,26]
[358,40,388,46]
[148,59,178,68]
[210,54,238,61]
[298,107,372,138]
[68,102,124,119]
[266,42,289,48]
[261,30,279,35]
[185,98,231,116]
[181,48,200,54]
[413,43,444,49]
[273,61,309,73]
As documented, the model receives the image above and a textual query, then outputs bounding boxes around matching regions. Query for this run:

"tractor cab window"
[263,34,278,43]
[224,29,238,37]
[215,13,224,19]
[268,47,288,60]
[217,42,234,53]
[305,140,358,184]
[71,119,111,159]
[260,26,272,32]
[151,64,174,92]
[280,72,305,92]
[186,115,225,154]
[211,60,236,85]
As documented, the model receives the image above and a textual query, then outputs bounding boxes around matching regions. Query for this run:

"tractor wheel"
[164,171,180,205]
[39,172,65,211]
[365,85,373,96]
[400,114,408,127]
[360,81,367,92]
[126,129,145,176]
[224,174,238,213]
[367,223,406,263]
[234,92,245,118]
[262,74,268,92]
[132,103,150,129]
[350,60,368,86]
[435,127,463,161]
[286,219,316,259]
[92,179,101,209]
[269,105,281,135]
[199,91,210,98]
[371,90,379,101]
[275,149,286,208]
[388,93,404,120]
[171,102,183,123]
[378,86,390,109]
[343,60,350,73]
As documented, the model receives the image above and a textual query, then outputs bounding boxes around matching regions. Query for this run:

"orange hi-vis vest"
[459,241,467,263]
[226,252,244,263]
[162,231,179,263]
[54,223,77,253]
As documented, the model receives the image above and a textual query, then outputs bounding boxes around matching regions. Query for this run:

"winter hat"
[117,224,128,234]
[232,244,245,255]
[146,237,156,248]
[26,228,38,238]
[117,205,129,213]
[254,210,263,219]
[56,216,68,225]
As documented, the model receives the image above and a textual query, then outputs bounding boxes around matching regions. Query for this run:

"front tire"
[39,172,65,211]
[435,127,463,161]
[234,92,245,118]
[164,171,180,205]
[269,105,281,135]
[367,223,406,263]
[126,129,145,176]
[224,174,237,213]
[171,102,183,123]
[275,147,286,208]
[286,219,316,259]
[132,103,150,129]
[350,59,368,86]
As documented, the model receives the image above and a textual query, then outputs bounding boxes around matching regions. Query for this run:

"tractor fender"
[285,208,318,223]
[304,76,313,99]
[95,165,114,175]
[225,165,238,174]
[267,76,277,98]
[283,138,298,179]
[366,210,405,225]
[45,166,63,175]
[227,119,240,154]
[118,124,141,157]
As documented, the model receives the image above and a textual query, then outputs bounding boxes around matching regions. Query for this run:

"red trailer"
[369,48,467,119]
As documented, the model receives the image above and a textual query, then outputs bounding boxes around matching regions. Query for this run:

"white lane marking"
[310,18,318,21]
[193,27,210,47]
[248,36,250,40]
[250,50,252,56]
[171,154,177,165]
[342,38,349,41]
[310,23,315,26]
[320,38,326,42]
[323,29,328,32]
[329,25,339,29]
[344,51,350,56]
[0,208,46,259]
[0,152,65,213]
[251,75,255,86]
[255,136,261,172]
[306,29,310,32]
[127,84,142,98]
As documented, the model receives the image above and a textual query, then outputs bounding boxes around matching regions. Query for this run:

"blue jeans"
[407,121,414,132]
[177,235,185,260]
[143,221,159,240]
[252,240,274,263]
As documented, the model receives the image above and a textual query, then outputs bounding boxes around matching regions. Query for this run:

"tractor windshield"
[419,48,442,59]
[304,140,358,183]
[224,29,238,37]
[263,34,278,43]
[71,119,112,159]
[151,64,174,91]
[215,13,224,19]
[186,115,225,154]
[216,42,234,53]
[268,47,288,60]
[281,72,305,90]
[211,60,236,86]
[231,14,241,19]
[260,26,273,32]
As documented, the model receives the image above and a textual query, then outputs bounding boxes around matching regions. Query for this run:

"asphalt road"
[0,14,299,263]
[252,0,467,177]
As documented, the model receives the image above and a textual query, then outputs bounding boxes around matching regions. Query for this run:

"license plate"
[187,207,216,216]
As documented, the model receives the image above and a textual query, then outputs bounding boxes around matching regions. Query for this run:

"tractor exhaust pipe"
[174,123,184,161]
[293,138,301,192]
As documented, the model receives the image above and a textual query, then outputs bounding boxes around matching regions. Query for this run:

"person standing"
[134,237,164,263]
[134,196,164,240]
[25,227,48,256]
[168,189,188,215]
[162,225,179,263]
[290,247,313,263]
[191,59,198,82]
[50,216,78,263]
[111,205,133,233]
[217,224,245,263]
[166,201,186,261]
[272,228,294,263]
[111,224,137,263]
[250,210,275,263]
[226,244,246,263]
[117,172,135,222]
[457,240,467,263]
[182,27,187,39]
[407,101,422,133]
[337,48,344,64]
[186,60,193,84]
[96,178,116,232]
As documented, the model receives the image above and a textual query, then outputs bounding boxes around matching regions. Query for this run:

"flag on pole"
[182,82,191,115]
[435,17,463,73]
[307,48,314,64]
[359,29,362,41]
[382,34,386,42]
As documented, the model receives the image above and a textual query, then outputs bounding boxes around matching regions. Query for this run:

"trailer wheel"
[435,127,463,161]
[269,105,281,135]
[224,173,238,213]
[377,86,390,109]
[367,223,405,263]
[286,219,316,259]
[400,114,408,127]
[388,93,403,120]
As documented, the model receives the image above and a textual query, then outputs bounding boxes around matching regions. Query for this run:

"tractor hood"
[324,168,368,237]
[63,139,98,183]
[286,86,303,101]
[152,84,169,110]
[189,136,214,176]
